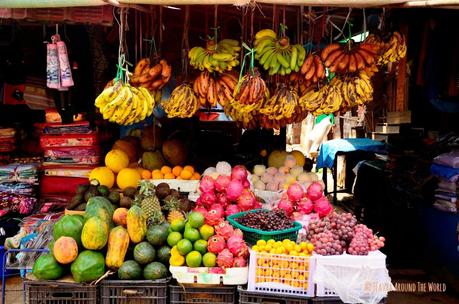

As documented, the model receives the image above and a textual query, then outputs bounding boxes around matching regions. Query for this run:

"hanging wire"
[181,5,191,80]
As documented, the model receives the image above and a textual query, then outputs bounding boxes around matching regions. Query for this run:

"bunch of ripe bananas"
[258,85,300,121]
[95,83,155,125]
[321,41,380,74]
[224,100,259,129]
[300,53,326,86]
[130,58,172,91]
[193,71,238,107]
[189,39,240,73]
[300,71,374,115]
[254,29,306,76]
[162,84,199,118]
[234,69,269,105]
[366,32,407,65]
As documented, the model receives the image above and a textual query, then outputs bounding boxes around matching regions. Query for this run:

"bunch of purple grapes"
[310,231,344,256]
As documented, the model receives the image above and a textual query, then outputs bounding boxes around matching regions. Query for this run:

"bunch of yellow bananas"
[95,83,155,125]
[193,71,238,107]
[366,32,406,65]
[299,71,374,115]
[162,84,199,118]
[259,85,300,120]
[189,39,240,73]
[224,99,259,129]
[254,29,306,76]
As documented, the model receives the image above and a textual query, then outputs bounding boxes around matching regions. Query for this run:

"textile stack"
[431,151,459,213]
[0,163,39,217]
[0,128,16,164]
[39,121,100,208]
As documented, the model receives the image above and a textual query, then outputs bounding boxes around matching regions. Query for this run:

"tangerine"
[192,172,201,180]
[164,172,175,179]
[152,170,163,179]
[161,166,172,175]
[183,165,195,174]
[180,169,193,180]
[172,166,183,177]
[141,169,152,179]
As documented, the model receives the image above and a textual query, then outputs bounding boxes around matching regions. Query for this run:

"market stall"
[1,1,458,304]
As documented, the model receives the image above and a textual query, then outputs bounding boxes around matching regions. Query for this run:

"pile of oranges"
[146,165,201,180]
[252,239,313,289]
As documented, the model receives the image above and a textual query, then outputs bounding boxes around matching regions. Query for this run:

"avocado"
[67,194,84,210]
[76,184,89,195]
[123,187,137,199]
[84,186,99,202]
[97,185,110,197]
[108,190,121,204]
[120,196,133,208]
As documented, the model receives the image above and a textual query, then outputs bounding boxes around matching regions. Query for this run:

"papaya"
[127,206,147,243]
[85,196,114,229]
[71,250,105,283]
[53,236,78,264]
[106,226,130,269]
[32,254,65,280]
[81,217,109,250]
[53,215,84,247]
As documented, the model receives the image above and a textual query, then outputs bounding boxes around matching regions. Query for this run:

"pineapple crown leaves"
[139,180,156,197]
[162,194,181,212]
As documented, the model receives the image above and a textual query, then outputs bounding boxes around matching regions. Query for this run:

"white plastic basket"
[313,250,393,300]
[147,179,199,193]
[169,266,248,285]
[248,249,315,297]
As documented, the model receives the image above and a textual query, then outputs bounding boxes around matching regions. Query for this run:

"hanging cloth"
[46,34,74,89]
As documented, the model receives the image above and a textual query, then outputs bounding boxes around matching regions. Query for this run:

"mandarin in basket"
[180,169,193,180]
[183,165,195,174]
[172,166,183,177]
[192,172,201,180]
[152,170,163,179]
[161,166,172,175]
[141,169,152,179]
[164,172,175,179]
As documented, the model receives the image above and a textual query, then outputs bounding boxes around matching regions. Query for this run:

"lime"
[171,219,186,233]
[176,239,193,255]
[188,212,205,228]
[184,228,201,242]
[202,252,217,267]
[186,251,202,267]
[199,224,215,241]
[194,239,208,255]
[185,222,192,230]
[167,232,182,247]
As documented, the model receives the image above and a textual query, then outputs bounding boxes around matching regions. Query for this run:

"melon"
[267,150,288,168]
[162,139,188,166]
[113,139,138,163]
[290,150,306,167]
[142,151,165,170]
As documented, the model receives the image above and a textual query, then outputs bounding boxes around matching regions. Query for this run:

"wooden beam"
[395,23,409,112]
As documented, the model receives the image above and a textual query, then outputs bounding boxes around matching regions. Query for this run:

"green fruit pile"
[168,211,216,267]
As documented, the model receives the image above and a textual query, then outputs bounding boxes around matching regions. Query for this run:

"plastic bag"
[313,252,395,304]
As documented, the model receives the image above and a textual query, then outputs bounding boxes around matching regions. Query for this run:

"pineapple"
[136,180,164,226]
[162,194,181,212]
[167,210,185,223]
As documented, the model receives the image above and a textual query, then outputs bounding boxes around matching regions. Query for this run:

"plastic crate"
[169,284,236,304]
[238,286,309,304]
[1,246,19,277]
[169,266,248,285]
[25,280,97,304]
[247,249,314,297]
[227,209,302,245]
[101,279,168,304]
[314,251,389,298]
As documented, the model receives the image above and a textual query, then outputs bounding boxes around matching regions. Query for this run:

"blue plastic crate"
[0,246,19,278]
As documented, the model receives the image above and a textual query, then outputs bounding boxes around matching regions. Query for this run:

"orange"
[141,169,152,179]
[183,165,195,175]
[161,166,172,175]
[180,169,193,180]
[152,170,163,179]
[192,172,201,180]
[164,172,175,179]
[172,166,183,177]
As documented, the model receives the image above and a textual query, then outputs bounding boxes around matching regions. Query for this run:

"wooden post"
[396,23,409,112]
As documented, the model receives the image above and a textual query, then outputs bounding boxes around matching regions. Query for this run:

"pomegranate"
[207,235,226,254]
[217,249,234,268]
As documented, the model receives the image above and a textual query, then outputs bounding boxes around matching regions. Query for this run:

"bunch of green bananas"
[254,29,306,76]
[95,83,155,125]
[162,84,199,118]
[189,39,240,73]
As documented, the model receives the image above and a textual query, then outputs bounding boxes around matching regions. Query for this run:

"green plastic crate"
[227,209,302,246]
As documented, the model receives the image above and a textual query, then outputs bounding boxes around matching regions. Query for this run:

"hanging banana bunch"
[189,39,240,73]
[366,32,407,65]
[162,84,199,118]
[193,71,238,107]
[130,58,172,91]
[254,29,306,76]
